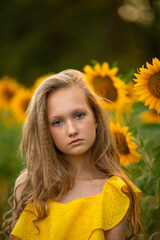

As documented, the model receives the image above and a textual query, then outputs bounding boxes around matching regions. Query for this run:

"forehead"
[47,86,90,116]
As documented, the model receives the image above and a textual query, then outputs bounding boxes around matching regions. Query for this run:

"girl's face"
[47,86,97,160]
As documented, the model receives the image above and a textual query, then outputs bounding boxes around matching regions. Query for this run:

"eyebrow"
[50,107,87,120]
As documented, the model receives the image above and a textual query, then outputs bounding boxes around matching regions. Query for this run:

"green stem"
[143,148,152,170]
[154,180,160,206]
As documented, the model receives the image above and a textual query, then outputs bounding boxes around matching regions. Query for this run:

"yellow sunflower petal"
[133,58,160,113]
[109,67,119,76]
[138,92,151,101]
[134,73,140,79]
[136,88,149,95]
[149,97,158,109]
[84,62,129,112]
[83,65,97,75]
[144,96,155,106]
[101,62,110,77]
[102,62,109,72]
[139,67,150,74]
[0,76,23,110]
[140,110,160,124]
[11,88,33,123]
[153,57,160,69]
[155,99,160,111]
[146,62,156,74]
[110,122,141,166]
[94,63,102,74]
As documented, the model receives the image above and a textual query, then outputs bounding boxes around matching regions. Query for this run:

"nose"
[66,120,79,137]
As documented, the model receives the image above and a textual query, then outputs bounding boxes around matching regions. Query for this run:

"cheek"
[50,129,66,151]
[82,118,97,135]
[50,128,62,144]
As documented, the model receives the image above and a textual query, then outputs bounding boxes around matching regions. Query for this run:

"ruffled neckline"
[50,175,115,205]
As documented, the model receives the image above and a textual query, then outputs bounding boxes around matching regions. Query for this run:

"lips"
[69,139,83,145]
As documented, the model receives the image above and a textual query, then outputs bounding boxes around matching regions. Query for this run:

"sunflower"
[83,62,129,112]
[32,73,54,93]
[116,81,138,121]
[140,110,160,124]
[11,88,33,123]
[127,81,139,103]
[118,81,139,119]
[134,57,160,113]
[110,122,141,166]
[0,76,22,110]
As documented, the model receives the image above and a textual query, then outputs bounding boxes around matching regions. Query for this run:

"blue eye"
[53,120,62,126]
[76,113,85,119]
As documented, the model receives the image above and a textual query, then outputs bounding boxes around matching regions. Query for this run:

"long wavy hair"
[2,69,141,239]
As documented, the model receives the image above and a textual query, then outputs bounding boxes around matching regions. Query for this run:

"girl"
[2,69,141,240]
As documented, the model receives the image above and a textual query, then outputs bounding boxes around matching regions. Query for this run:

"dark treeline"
[0,0,160,86]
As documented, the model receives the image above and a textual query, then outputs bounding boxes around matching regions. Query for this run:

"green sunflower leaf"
[121,69,135,84]
[90,59,99,66]
[111,61,118,68]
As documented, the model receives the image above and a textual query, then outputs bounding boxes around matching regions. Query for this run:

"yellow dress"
[11,176,141,240]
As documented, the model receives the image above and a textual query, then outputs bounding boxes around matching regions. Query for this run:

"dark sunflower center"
[114,132,130,155]
[148,72,160,98]
[21,99,30,112]
[152,109,159,115]
[92,76,118,101]
[3,88,14,101]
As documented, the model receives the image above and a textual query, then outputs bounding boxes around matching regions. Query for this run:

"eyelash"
[52,113,85,126]
[76,113,85,119]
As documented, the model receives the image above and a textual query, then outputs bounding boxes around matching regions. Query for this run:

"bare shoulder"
[15,169,28,185]
[104,213,128,240]
[14,169,28,201]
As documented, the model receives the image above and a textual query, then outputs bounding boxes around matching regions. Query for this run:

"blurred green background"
[1,0,160,87]
[1,0,160,239]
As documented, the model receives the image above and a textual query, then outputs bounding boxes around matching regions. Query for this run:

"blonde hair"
[2,69,141,239]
